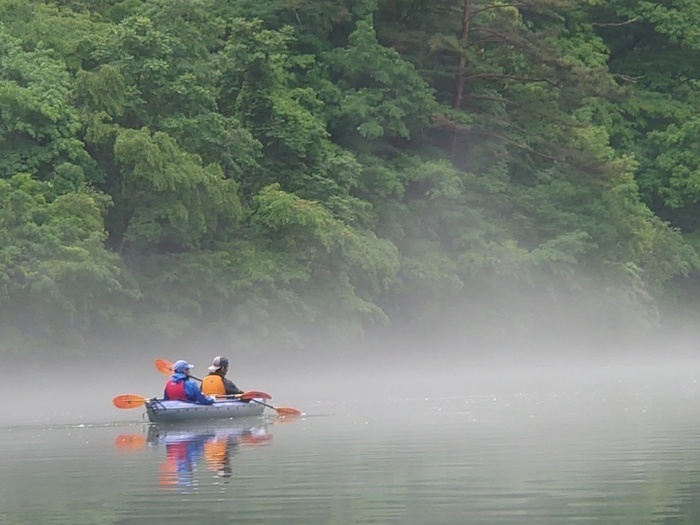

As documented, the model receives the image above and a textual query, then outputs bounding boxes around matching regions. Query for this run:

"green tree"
[0,26,93,187]
[0,174,139,353]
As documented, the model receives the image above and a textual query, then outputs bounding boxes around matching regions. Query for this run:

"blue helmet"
[173,360,194,373]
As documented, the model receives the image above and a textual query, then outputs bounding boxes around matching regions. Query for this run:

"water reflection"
[115,419,273,491]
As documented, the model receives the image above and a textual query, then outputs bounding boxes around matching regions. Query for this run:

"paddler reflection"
[146,422,272,489]
[204,432,233,477]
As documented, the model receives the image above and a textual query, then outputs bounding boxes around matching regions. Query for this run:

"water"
[2,367,700,524]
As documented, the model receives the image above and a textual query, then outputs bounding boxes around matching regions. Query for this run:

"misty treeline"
[3,0,700,356]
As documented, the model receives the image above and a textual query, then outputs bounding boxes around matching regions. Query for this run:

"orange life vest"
[201,374,226,396]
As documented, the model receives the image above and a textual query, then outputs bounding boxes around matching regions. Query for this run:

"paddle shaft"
[216,394,249,399]
[184,376,255,400]
[250,398,274,410]
[248,398,300,415]
[113,392,256,409]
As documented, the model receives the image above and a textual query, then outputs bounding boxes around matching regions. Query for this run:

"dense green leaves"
[2,0,700,354]
[112,127,242,252]
[0,27,91,182]
[0,174,138,353]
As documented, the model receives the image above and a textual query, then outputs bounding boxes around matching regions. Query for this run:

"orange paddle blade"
[239,434,273,445]
[272,415,297,424]
[238,390,272,400]
[248,398,302,416]
[114,434,147,451]
[155,358,174,376]
[155,358,202,381]
[274,406,302,416]
[112,394,149,409]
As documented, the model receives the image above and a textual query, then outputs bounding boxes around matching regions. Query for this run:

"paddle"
[210,393,271,400]
[248,399,301,417]
[112,391,262,409]
[114,434,147,452]
[113,394,152,409]
[155,358,203,381]
[154,358,301,416]
[239,433,274,445]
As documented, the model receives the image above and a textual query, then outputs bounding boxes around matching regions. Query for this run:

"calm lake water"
[2,367,700,525]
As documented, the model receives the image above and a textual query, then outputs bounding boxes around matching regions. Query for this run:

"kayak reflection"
[146,420,272,490]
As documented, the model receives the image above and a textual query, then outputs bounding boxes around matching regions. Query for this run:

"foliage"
[2,0,700,354]
[0,174,139,353]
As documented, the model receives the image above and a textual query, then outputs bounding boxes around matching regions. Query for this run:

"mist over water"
[3,302,700,524]
[3,341,700,524]
[1,251,697,429]
[3,325,699,427]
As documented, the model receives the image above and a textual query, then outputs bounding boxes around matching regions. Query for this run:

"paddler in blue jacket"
[164,360,216,405]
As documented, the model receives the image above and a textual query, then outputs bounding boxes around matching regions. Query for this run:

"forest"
[2,0,700,356]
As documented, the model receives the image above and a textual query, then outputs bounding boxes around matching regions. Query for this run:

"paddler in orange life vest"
[201,356,247,400]
[164,360,216,405]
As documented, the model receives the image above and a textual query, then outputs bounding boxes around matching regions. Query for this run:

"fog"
[5,300,700,524]
[2,314,699,428]
[2,274,699,428]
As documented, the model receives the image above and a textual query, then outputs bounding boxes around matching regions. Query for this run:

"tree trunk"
[454,0,472,111]
[451,0,472,159]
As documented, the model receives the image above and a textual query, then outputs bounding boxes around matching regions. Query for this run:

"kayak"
[145,398,265,423]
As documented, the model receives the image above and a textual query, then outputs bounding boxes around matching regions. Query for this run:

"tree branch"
[466,3,527,24]
[471,111,528,134]
[613,73,643,83]
[475,131,559,161]
[466,95,521,106]
[467,28,514,46]
[463,73,559,87]
[431,113,474,134]
[592,17,639,28]
[467,36,507,48]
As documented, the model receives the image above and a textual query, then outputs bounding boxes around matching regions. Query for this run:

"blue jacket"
[164,373,215,405]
